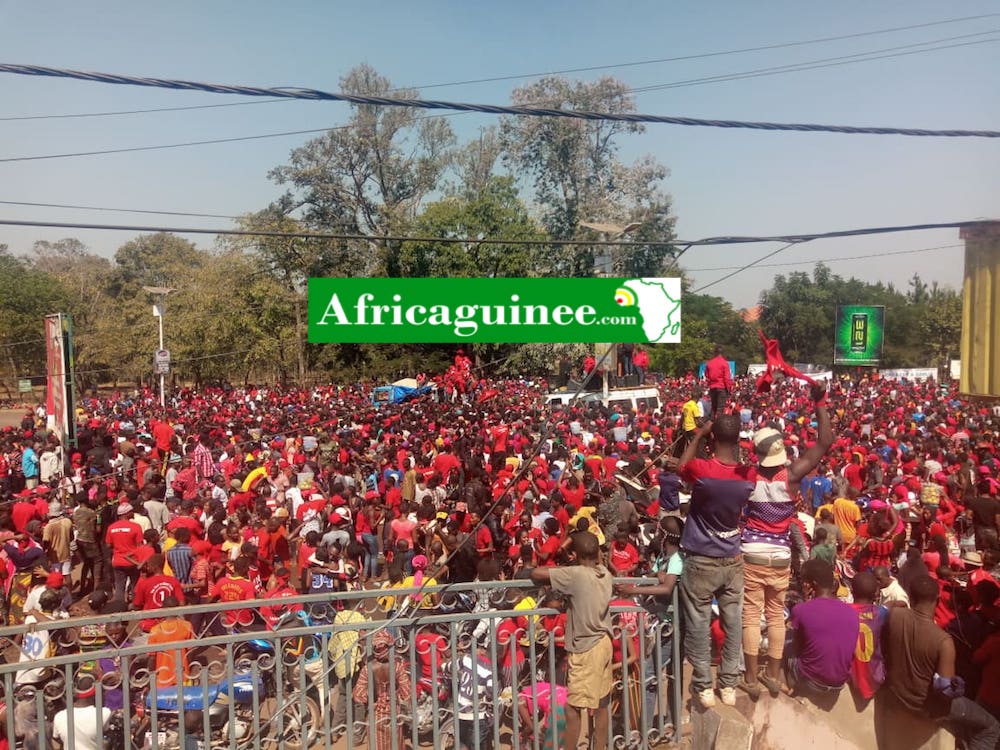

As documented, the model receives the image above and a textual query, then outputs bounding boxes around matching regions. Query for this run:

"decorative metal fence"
[0,580,681,749]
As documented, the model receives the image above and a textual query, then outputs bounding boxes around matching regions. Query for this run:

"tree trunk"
[294,294,306,385]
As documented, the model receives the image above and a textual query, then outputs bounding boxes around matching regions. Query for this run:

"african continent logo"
[616,278,682,343]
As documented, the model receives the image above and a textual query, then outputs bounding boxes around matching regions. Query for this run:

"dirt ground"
[0,409,26,429]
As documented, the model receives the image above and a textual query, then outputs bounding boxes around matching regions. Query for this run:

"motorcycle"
[231,610,326,750]
[137,672,265,750]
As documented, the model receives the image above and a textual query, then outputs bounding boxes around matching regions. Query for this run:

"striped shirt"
[742,468,796,559]
[165,543,194,584]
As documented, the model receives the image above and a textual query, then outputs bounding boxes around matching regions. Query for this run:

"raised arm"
[787,384,834,485]
[678,419,713,472]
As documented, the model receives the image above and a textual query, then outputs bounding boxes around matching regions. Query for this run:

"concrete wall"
[691,688,956,750]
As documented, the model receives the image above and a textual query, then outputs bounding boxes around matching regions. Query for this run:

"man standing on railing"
[531,530,613,750]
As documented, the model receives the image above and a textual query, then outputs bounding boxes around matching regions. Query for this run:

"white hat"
[753,428,788,468]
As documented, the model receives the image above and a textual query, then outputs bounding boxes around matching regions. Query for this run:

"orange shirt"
[148,617,194,687]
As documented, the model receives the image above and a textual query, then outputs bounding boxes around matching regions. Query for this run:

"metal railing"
[0,579,682,750]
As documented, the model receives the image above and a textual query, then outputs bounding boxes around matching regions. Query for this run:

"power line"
[684,242,961,272]
[1,63,998,138]
[0,200,238,219]
[2,33,995,166]
[0,216,994,247]
[4,13,995,123]
[0,125,346,163]
[691,241,802,293]
[0,217,675,246]
[0,98,290,122]
[410,13,1000,90]
[632,33,1000,94]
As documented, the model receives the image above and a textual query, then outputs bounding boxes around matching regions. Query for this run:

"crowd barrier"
[0,579,682,750]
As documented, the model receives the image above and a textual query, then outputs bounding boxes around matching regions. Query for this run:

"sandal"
[758,672,782,698]
[739,678,761,701]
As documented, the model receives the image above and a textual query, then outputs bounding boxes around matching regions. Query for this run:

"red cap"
[46,571,64,588]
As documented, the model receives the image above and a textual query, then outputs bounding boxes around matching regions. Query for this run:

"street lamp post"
[578,220,642,391]
[143,286,175,408]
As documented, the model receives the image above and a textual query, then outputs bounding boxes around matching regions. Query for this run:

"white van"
[545,386,661,412]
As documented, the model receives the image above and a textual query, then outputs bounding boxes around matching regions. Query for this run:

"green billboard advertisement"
[834,305,885,366]
[307,277,682,344]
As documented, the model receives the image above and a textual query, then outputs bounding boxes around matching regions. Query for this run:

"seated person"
[784,559,860,697]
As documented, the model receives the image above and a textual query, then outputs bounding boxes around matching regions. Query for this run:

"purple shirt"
[790,597,860,687]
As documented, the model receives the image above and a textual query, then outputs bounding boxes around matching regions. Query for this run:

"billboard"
[44,314,75,449]
[834,305,885,366]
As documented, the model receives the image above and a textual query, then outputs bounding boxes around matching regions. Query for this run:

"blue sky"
[0,1,997,308]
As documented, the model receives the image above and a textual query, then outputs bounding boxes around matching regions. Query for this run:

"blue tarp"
[371,383,432,406]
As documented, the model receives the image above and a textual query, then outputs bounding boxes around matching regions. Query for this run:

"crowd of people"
[0,358,999,749]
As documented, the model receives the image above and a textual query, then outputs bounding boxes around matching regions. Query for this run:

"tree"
[500,76,676,276]
[450,126,503,200]
[757,262,950,368]
[920,287,962,373]
[94,233,209,386]
[269,64,456,276]
[31,239,116,391]
[0,248,71,396]
[398,177,547,278]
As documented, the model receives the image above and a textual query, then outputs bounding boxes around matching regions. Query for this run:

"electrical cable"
[0,217,993,247]
[3,13,995,122]
[1,63,998,138]
[631,34,1000,93]
[683,242,961,272]
[409,12,1000,90]
[2,33,994,165]
[0,199,238,220]
[0,124,348,163]
[691,241,801,294]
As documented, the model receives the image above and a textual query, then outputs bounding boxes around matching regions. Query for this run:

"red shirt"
[609,542,640,574]
[474,526,493,556]
[260,584,303,627]
[704,355,734,390]
[133,573,185,631]
[537,535,561,566]
[559,483,585,511]
[209,575,257,627]
[167,515,204,539]
[105,519,144,568]
[432,452,461,479]
[11,502,38,534]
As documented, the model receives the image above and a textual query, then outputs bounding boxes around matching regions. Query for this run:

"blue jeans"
[679,554,744,691]
[360,532,379,579]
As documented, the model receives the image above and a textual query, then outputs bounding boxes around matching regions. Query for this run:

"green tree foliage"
[500,76,676,276]
[398,177,546,278]
[0,247,71,396]
[269,64,456,276]
[758,263,958,368]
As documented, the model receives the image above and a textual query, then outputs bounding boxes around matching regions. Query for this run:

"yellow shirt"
[574,506,605,545]
[682,400,700,432]
[833,497,861,545]
[162,537,177,577]
[401,576,438,609]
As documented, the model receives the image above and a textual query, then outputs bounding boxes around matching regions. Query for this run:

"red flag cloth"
[477,388,499,403]
[756,330,818,393]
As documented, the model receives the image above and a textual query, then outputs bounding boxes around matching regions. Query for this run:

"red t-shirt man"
[209,562,258,628]
[133,573,185,631]
[166,514,204,540]
[105,510,144,569]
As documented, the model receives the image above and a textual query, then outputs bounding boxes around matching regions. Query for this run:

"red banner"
[44,314,69,446]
